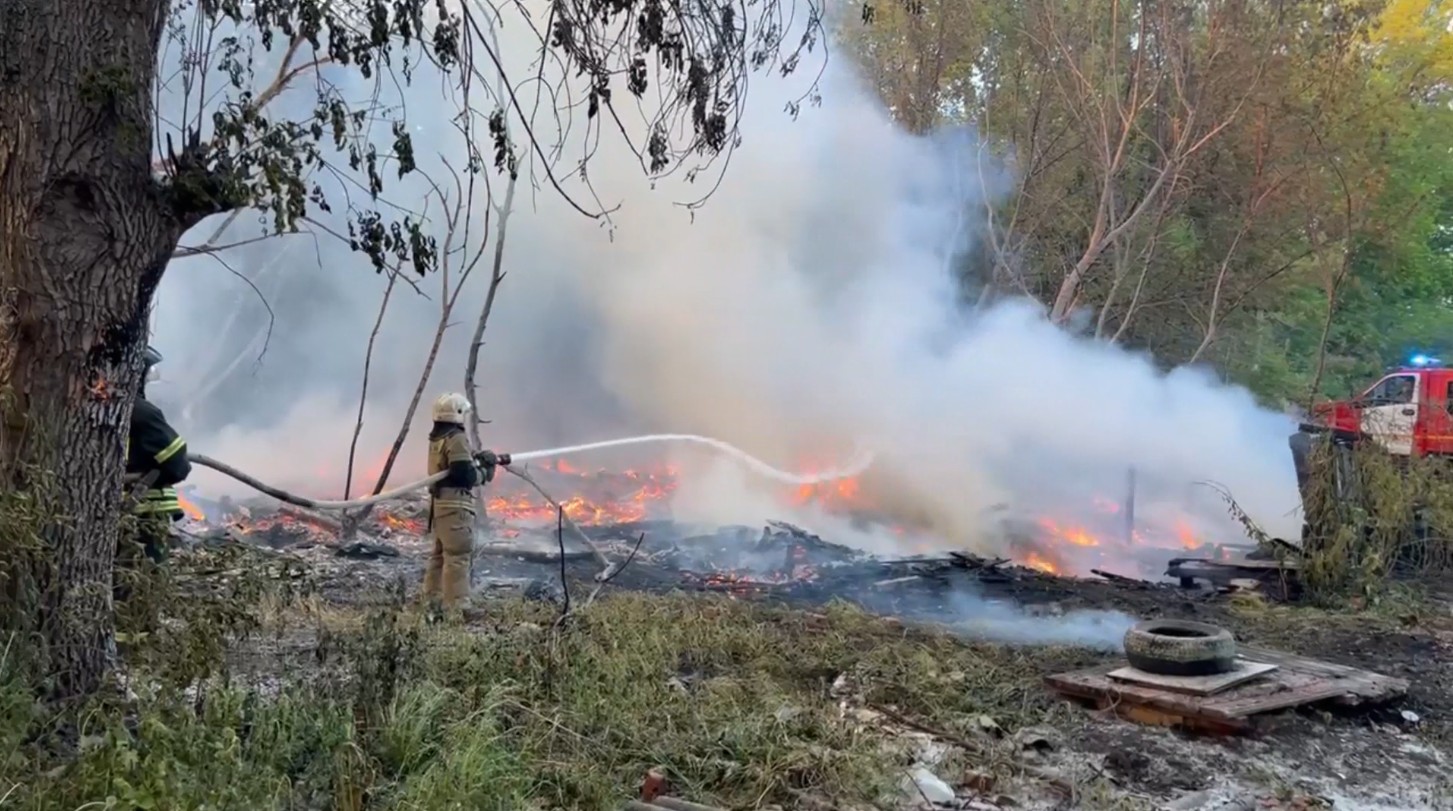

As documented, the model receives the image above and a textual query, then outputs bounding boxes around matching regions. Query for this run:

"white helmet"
[431,392,473,425]
[144,346,163,383]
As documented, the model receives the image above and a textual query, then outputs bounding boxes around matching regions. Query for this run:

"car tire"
[1123,619,1236,676]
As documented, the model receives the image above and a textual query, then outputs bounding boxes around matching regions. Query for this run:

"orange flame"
[1023,551,1063,575]
[485,468,678,525]
[1036,517,1101,548]
[1174,519,1202,549]
[379,511,425,534]
[176,493,205,521]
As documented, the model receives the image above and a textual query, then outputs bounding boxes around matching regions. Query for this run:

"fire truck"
[1296,355,1453,456]
[1290,355,1453,537]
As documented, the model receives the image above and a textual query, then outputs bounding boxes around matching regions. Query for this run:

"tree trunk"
[466,172,516,450]
[0,0,181,698]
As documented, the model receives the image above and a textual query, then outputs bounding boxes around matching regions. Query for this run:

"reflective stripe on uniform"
[432,486,476,511]
[132,486,180,515]
[155,436,185,463]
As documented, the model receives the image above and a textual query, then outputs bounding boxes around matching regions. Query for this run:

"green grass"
[16,515,1444,810]
[0,567,1103,811]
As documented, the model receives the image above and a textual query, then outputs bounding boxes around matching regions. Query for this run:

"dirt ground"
[205,530,1453,811]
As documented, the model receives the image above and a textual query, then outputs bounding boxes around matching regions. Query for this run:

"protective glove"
[475,450,512,484]
[474,450,498,484]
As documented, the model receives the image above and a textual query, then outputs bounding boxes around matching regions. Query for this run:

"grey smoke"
[944,599,1136,652]
[150,2,1303,567]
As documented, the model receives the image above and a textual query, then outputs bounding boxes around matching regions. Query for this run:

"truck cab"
[1304,358,1453,457]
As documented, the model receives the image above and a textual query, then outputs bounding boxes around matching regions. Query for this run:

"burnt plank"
[1045,666,1228,720]
[1238,646,1361,678]
[1207,678,1370,718]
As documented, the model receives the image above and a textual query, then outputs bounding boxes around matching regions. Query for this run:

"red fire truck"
[1298,356,1453,457]
[1290,356,1453,540]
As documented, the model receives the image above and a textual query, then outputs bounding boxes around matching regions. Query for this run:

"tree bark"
[0,0,182,698]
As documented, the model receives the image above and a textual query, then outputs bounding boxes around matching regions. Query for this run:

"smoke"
[151,3,1302,556]
[943,600,1135,652]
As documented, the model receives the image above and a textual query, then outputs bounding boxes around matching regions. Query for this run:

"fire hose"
[188,434,874,512]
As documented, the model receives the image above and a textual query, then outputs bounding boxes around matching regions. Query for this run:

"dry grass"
[1245,433,1453,601]
[0,543,1106,811]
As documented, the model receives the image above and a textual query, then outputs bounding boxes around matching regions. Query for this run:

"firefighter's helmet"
[143,346,163,383]
[431,392,473,425]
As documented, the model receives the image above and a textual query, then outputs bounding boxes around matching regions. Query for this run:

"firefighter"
[424,392,506,613]
[121,346,193,572]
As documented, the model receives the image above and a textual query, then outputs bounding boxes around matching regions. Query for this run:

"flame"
[192,446,1211,582]
[1036,517,1101,548]
[379,511,425,534]
[485,468,678,525]
[1023,551,1063,575]
[176,493,205,521]
[1174,519,1201,549]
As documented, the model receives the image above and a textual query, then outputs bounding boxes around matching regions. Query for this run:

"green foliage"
[1295,435,1453,599]
[845,0,1453,407]
[159,0,826,269]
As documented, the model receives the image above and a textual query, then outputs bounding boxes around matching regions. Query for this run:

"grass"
[0,544,1105,811]
[1293,434,1453,599]
[10,457,1451,811]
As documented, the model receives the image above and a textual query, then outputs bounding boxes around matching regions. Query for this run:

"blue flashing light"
[1410,354,1442,368]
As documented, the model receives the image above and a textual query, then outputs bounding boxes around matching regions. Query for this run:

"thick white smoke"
[150,3,1303,561]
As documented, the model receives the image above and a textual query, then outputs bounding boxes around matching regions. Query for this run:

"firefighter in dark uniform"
[119,346,192,580]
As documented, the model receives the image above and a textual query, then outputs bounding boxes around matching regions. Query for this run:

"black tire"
[1123,619,1236,676]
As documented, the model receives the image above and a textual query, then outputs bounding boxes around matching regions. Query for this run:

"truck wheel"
[1123,619,1236,676]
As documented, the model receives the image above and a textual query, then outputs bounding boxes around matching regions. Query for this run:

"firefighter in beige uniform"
[424,393,508,610]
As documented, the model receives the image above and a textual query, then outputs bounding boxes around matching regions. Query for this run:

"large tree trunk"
[0,0,182,698]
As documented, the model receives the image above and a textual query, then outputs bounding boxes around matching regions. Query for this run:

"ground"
[7,531,1453,810]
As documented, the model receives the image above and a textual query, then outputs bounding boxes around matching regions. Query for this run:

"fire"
[1024,501,1217,578]
[379,511,424,534]
[1037,518,1101,548]
[791,475,863,508]
[485,468,678,525]
[176,493,206,521]
[1023,551,1063,575]
[194,445,1216,582]
[1174,519,1202,549]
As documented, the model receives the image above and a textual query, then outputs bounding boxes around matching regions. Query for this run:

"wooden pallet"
[1046,645,1408,734]
[1107,658,1279,696]
[1165,555,1301,599]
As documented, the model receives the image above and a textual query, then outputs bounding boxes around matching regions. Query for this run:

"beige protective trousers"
[423,500,474,609]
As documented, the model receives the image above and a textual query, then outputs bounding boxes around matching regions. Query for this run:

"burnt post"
[1124,466,1137,544]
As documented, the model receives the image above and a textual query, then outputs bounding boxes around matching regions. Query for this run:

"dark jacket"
[127,397,191,516]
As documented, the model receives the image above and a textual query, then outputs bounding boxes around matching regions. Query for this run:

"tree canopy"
[845,0,1453,406]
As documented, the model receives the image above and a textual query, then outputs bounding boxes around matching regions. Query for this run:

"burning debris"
[178,471,1199,645]
[183,456,1248,585]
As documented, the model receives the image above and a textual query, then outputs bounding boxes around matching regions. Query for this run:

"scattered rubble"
[172,484,1453,809]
